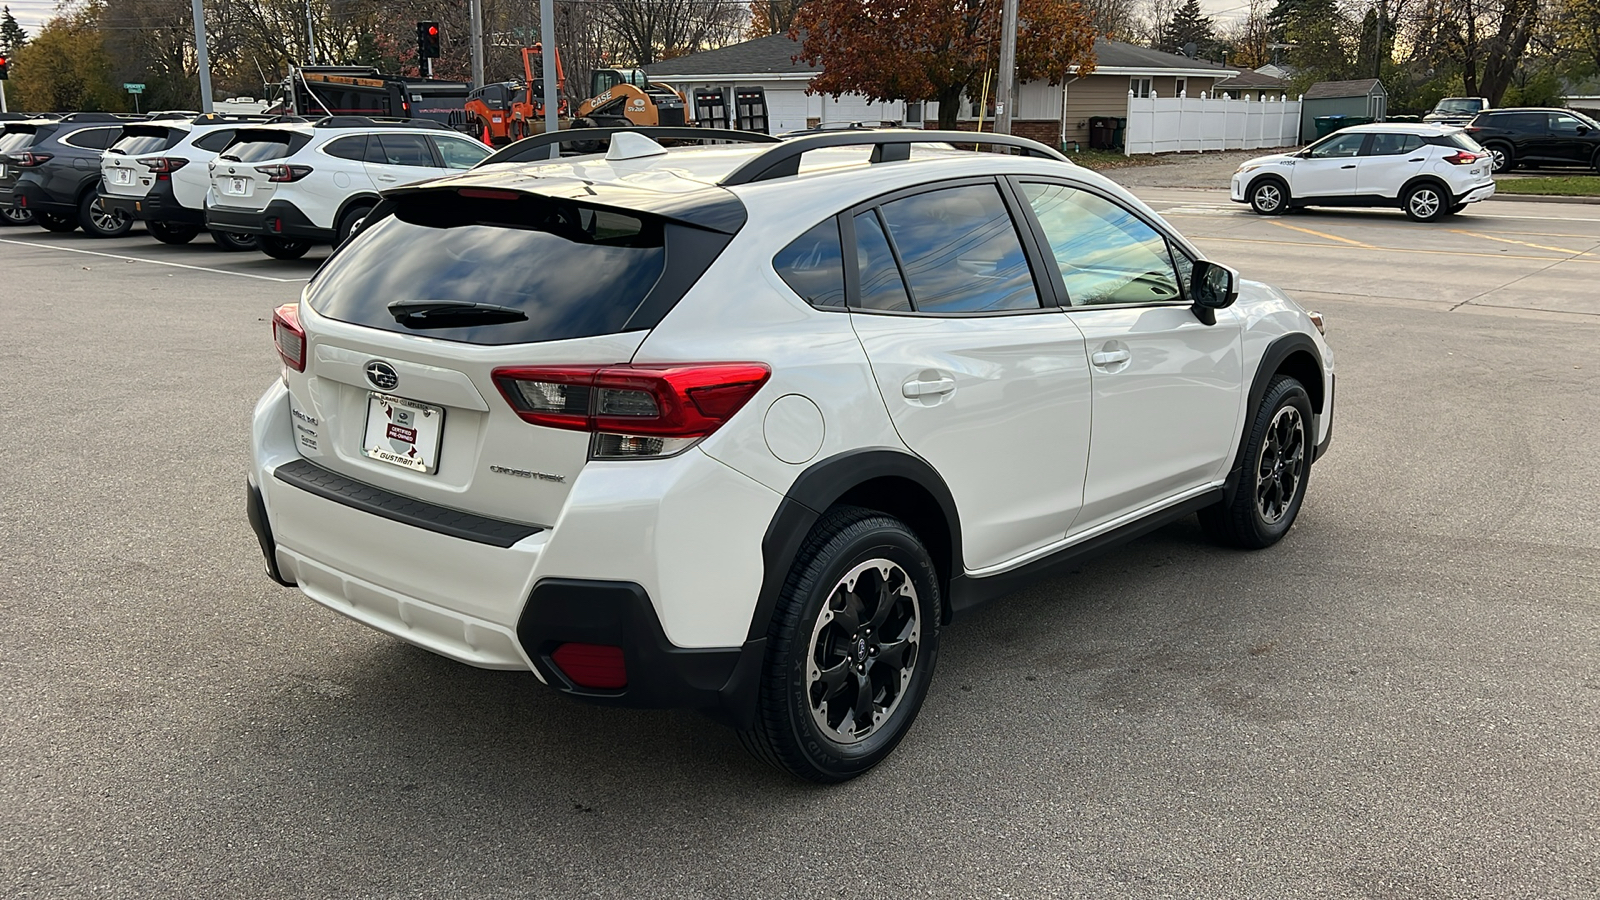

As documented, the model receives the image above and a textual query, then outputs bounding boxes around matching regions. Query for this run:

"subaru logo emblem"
[365,360,399,391]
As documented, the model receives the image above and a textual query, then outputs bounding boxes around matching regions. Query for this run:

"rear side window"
[1492,113,1545,132]
[323,135,368,160]
[432,137,490,169]
[877,183,1039,313]
[306,192,682,345]
[191,129,236,153]
[370,133,435,167]
[64,127,119,150]
[852,211,912,312]
[1366,133,1423,155]
[773,219,845,308]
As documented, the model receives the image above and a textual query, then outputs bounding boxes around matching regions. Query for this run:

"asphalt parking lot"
[2,194,1598,898]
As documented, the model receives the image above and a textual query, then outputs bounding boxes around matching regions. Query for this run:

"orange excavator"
[462,45,569,145]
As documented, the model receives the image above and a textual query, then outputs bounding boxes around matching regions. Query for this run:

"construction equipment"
[570,69,688,129]
[283,66,471,128]
[463,45,569,145]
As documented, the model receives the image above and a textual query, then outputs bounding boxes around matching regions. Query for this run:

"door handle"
[1340,164,1356,169]
[1091,349,1131,367]
[377,174,398,182]
[901,376,956,399]
[1408,157,1425,161]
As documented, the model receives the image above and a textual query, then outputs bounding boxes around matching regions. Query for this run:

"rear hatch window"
[108,126,184,156]
[220,129,310,162]
[0,127,38,154]
[306,190,730,345]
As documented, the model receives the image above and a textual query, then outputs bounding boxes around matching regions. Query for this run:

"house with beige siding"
[647,34,1235,150]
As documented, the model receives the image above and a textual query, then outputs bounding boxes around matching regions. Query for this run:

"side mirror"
[1191,260,1238,325]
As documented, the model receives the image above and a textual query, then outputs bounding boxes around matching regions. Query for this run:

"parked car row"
[0,112,491,257]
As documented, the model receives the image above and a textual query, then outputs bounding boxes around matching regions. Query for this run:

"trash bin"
[1313,115,1346,138]
[1088,116,1113,150]
[1340,116,1373,127]
[1113,117,1127,150]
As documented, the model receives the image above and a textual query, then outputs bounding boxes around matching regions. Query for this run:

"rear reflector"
[551,642,627,689]
[492,363,770,458]
[272,303,306,372]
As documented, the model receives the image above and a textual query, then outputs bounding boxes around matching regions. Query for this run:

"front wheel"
[739,507,941,783]
[1248,179,1288,215]
[1402,183,1449,222]
[258,236,311,260]
[80,193,132,237]
[1198,375,1313,549]
[147,221,199,244]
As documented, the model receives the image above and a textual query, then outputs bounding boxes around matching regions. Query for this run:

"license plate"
[112,168,132,184]
[362,393,445,474]
[226,177,248,196]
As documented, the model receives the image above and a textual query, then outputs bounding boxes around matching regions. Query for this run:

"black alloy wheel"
[209,230,257,251]
[740,506,941,783]
[1198,375,1314,549]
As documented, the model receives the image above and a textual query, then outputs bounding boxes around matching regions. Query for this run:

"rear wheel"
[258,236,311,260]
[739,506,941,783]
[147,221,199,244]
[2,206,35,226]
[1486,143,1513,173]
[1199,375,1313,549]
[80,193,132,237]
[209,230,257,251]
[336,204,372,246]
[1248,178,1288,215]
[1402,183,1448,222]
[37,212,78,232]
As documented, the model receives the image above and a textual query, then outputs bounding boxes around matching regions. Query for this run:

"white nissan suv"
[205,116,490,259]
[1231,122,1494,221]
[247,130,1335,782]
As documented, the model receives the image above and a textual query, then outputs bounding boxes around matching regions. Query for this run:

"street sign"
[124,83,145,93]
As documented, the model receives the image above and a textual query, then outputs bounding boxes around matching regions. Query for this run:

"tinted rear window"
[221,131,308,161]
[0,130,36,153]
[111,129,180,155]
[307,193,684,345]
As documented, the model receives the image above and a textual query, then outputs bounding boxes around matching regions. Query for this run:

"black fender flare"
[333,193,381,233]
[1224,332,1325,502]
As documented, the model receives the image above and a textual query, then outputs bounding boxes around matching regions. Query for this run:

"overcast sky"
[3,0,1256,44]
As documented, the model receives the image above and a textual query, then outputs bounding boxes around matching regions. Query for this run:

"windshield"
[1435,99,1483,113]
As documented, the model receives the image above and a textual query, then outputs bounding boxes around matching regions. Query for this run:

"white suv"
[248,130,1335,782]
[1231,123,1494,221]
[205,116,490,259]
[99,113,272,250]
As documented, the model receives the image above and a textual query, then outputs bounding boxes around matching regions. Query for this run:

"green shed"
[1299,79,1388,143]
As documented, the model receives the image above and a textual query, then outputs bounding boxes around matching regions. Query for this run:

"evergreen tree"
[1,5,30,57]
[1264,0,1348,82]
[1159,0,1215,57]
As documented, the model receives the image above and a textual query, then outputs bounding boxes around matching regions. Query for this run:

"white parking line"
[0,237,309,283]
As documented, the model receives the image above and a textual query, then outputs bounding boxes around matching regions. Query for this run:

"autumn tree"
[746,0,807,38]
[795,0,1099,130]
[10,8,124,112]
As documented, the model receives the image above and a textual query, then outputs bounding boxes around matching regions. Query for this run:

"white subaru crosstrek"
[1231,122,1494,221]
[205,116,490,259]
[99,113,272,250]
[248,129,1335,782]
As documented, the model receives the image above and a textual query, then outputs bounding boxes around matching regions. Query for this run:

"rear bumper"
[108,180,204,225]
[13,179,74,215]
[1457,180,1495,204]
[207,199,333,242]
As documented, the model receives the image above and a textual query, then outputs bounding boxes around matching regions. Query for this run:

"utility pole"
[540,0,558,157]
[995,0,1019,135]
[305,0,316,65]
[191,0,215,113]
[1373,0,1385,80]
[469,0,484,89]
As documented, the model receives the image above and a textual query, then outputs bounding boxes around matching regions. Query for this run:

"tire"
[209,230,257,252]
[1591,150,1600,176]
[2,206,35,226]
[37,212,78,232]
[1198,375,1313,550]
[1248,178,1289,215]
[569,117,607,154]
[147,221,199,244]
[1486,143,1513,173]
[79,193,132,237]
[335,204,372,246]
[258,236,311,260]
[1402,182,1449,222]
[738,506,941,783]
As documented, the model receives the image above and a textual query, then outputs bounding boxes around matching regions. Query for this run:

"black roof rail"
[147,111,199,121]
[310,115,448,130]
[479,126,779,167]
[59,112,138,123]
[719,129,1068,186]
[192,112,279,125]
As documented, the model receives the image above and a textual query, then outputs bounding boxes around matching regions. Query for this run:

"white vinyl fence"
[1124,92,1302,155]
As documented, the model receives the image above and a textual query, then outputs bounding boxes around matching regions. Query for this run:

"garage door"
[763,89,810,134]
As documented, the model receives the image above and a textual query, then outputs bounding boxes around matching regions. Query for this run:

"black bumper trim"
[98,192,140,218]
[271,458,543,548]
[246,481,295,587]
[14,182,74,215]
[517,578,762,723]
[206,199,334,242]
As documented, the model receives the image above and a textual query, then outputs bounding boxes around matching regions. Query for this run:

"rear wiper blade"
[218,153,242,162]
[387,299,528,326]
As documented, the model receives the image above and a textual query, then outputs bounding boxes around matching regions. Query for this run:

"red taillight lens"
[1443,151,1479,165]
[550,642,627,689]
[255,164,313,183]
[1464,126,1482,134]
[141,157,189,179]
[16,152,53,168]
[492,363,771,457]
[272,303,306,372]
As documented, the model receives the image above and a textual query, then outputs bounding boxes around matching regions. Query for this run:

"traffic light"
[417,22,441,59]
[0,56,10,81]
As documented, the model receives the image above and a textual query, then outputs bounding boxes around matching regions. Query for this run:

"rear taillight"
[1443,151,1480,165]
[550,643,626,689]
[1463,126,1482,134]
[15,152,52,168]
[255,164,313,183]
[272,303,306,372]
[492,363,771,459]
[141,157,189,179]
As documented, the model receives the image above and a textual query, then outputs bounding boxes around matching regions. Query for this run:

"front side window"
[1307,133,1366,158]
[1550,114,1587,135]
[433,137,491,169]
[1021,182,1182,307]
[773,218,845,308]
[876,183,1039,313]
[371,133,435,167]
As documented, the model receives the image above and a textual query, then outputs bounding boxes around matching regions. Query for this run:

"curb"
[1486,193,1600,205]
